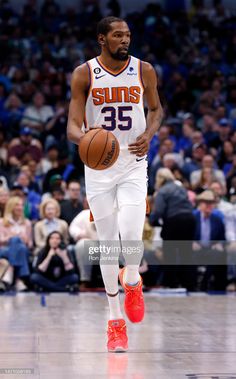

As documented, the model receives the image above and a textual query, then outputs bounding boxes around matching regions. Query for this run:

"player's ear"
[98,34,105,46]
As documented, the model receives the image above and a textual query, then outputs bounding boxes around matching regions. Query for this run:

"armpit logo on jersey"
[127,67,137,76]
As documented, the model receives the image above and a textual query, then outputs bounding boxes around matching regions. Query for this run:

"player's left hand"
[128,131,151,157]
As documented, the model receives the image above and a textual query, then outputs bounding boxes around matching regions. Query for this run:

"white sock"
[107,293,123,320]
[124,265,141,286]
[100,262,123,320]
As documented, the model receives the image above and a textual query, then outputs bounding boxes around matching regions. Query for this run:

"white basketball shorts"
[85,150,148,221]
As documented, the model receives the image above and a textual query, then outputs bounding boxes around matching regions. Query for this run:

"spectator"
[31,231,78,292]
[225,153,236,189]
[0,258,9,292]
[3,92,25,136]
[42,149,81,193]
[40,144,59,176]
[41,174,66,201]
[228,177,236,204]
[44,101,68,149]
[60,180,83,225]
[193,167,217,193]
[0,84,8,109]
[0,175,8,190]
[141,217,163,287]
[190,154,226,188]
[69,207,98,289]
[149,138,175,192]
[210,181,233,215]
[210,181,236,292]
[8,127,43,170]
[215,105,227,122]
[177,122,195,155]
[21,161,41,194]
[0,185,9,217]
[0,196,32,291]
[199,113,218,145]
[209,0,231,26]
[50,185,66,203]
[209,118,232,151]
[228,87,236,125]
[148,125,176,165]
[182,142,207,181]
[149,168,196,290]
[106,0,121,17]
[190,131,205,147]
[200,79,225,111]
[163,152,183,170]
[34,198,69,254]
[14,172,41,221]
[21,91,54,138]
[223,208,236,291]
[182,130,205,158]
[0,127,8,167]
[218,140,234,174]
[193,190,227,291]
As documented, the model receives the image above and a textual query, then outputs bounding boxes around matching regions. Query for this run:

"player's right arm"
[67,64,90,145]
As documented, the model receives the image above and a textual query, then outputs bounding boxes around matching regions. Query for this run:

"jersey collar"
[96,56,131,77]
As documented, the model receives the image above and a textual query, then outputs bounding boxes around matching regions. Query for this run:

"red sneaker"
[119,267,145,323]
[107,319,128,352]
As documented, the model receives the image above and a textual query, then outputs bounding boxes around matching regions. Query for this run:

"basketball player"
[67,17,163,352]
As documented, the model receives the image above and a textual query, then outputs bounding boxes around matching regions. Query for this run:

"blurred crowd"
[0,0,236,293]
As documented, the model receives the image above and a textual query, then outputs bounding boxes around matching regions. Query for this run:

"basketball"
[79,128,120,170]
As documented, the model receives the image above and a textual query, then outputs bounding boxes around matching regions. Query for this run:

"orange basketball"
[79,129,120,170]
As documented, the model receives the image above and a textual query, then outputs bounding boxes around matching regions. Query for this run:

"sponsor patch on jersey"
[127,66,137,76]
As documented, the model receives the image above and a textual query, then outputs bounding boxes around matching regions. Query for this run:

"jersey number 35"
[101,106,132,131]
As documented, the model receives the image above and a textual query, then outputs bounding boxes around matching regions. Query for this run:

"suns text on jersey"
[91,86,141,105]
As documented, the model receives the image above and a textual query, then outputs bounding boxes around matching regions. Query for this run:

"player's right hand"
[77,131,86,144]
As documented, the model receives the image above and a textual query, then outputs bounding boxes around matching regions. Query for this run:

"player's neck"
[98,54,129,73]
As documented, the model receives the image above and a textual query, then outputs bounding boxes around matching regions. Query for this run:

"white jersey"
[84,55,146,151]
[84,55,148,203]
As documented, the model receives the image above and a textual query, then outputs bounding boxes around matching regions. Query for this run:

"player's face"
[103,22,131,61]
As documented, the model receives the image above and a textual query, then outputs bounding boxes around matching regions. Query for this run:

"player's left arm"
[128,62,164,157]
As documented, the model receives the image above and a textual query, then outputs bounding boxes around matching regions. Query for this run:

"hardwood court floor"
[0,292,236,379]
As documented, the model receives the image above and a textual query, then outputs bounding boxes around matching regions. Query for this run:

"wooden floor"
[0,292,236,379]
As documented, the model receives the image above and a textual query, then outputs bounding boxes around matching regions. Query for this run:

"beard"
[110,48,129,61]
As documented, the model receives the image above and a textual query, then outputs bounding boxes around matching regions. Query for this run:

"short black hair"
[97,16,124,36]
